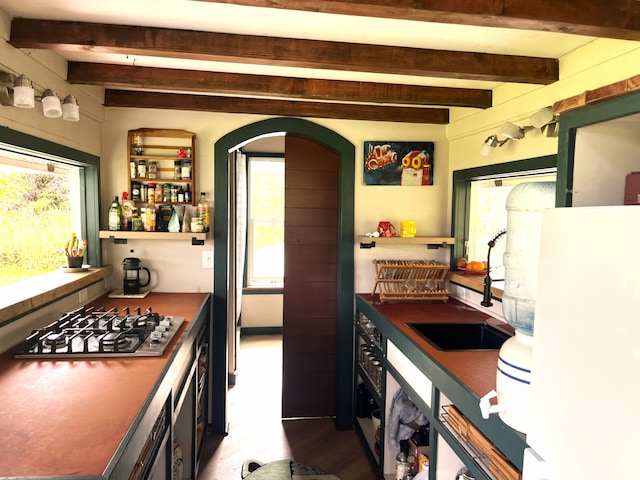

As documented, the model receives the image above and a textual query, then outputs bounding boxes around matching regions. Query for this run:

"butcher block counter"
[0,292,211,479]
[355,294,526,473]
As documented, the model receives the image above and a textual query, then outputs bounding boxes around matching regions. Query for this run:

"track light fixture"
[0,69,80,121]
[480,106,558,157]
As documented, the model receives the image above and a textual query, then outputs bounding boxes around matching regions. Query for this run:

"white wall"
[101,109,449,294]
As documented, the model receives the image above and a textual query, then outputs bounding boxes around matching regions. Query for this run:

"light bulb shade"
[530,106,555,129]
[12,74,34,108]
[41,89,62,118]
[62,95,80,121]
[480,135,498,157]
[500,121,525,140]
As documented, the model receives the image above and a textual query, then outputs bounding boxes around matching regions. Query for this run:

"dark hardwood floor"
[198,335,377,480]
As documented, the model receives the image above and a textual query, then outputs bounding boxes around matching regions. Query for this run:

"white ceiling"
[0,0,596,93]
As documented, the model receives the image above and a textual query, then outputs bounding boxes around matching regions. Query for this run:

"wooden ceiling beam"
[69,62,492,109]
[10,19,557,85]
[104,90,450,124]
[198,0,640,40]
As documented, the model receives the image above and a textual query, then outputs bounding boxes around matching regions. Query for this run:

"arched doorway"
[211,118,355,434]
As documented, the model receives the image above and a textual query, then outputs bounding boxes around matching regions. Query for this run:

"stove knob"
[160,319,172,328]
[155,325,167,333]
[149,331,164,342]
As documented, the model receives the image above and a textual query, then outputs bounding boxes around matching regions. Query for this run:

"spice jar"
[174,161,182,180]
[181,160,192,180]
[137,159,147,178]
[147,183,156,204]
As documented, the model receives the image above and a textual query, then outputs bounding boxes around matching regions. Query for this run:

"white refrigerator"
[524,205,640,479]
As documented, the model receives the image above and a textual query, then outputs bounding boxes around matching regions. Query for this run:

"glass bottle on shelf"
[145,192,156,232]
[147,183,156,204]
[184,184,192,203]
[108,196,123,231]
[154,183,163,203]
[197,192,210,232]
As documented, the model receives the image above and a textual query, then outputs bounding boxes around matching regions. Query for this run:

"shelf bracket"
[191,237,205,246]
[359,240,376,249]
[427,242,450,249]
[109,236,128,244]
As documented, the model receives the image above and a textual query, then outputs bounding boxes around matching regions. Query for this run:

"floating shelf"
[99,230,207,245]
[358,235,454,249]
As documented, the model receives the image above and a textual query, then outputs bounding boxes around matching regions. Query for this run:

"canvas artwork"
[363,141,434,186]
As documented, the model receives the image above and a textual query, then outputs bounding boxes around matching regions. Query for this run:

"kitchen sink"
[407,322,512,351]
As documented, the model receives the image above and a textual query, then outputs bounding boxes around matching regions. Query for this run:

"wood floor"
[198,335,377,480]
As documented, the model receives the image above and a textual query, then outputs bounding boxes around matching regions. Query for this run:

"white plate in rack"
[60,264,91,273]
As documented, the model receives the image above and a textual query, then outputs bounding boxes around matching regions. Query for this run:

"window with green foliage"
[247,156,284,286]
[0,129,100,304]
[0,150,82,287]
[452,156,557,280]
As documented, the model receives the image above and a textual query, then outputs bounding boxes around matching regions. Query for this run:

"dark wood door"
[282,134,339,418]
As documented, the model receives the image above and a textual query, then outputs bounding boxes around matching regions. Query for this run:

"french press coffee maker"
[122,250,151,295]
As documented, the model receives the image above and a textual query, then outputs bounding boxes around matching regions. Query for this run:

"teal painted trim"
[214,117,355,434]
[240,326,283,336]
[557,90,640,207]
[451,155,557,263]
[0,126,101,267]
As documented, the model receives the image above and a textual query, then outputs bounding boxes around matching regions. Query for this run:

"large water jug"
[502,182,556,335]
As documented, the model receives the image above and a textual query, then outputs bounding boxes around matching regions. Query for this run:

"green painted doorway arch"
[211,117,355,434]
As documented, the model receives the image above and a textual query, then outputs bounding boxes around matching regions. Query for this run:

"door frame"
[211,118,355,434]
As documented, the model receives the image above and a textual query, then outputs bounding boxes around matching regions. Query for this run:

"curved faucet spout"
[481,229,507,307]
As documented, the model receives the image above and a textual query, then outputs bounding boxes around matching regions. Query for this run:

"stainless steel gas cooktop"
[13,306,184,359]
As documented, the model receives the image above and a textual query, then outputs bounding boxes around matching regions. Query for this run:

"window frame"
[0,128,101,279]
[245,153,284,288]
[451,155,557,266]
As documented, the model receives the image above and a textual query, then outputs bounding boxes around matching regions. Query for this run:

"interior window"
[467,173,556,279]
[452,155,557,282]
[0,149,83,287]
[247,156,284,286]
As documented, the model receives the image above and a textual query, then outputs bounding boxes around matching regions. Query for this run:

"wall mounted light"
[12,74,35,108]
[0,69,79,121]
[480,134,509,157]
[480,106,558,157]
[62,95,80,122]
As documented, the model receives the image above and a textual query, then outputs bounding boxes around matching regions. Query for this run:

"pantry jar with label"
[137,159,147,179]
[181,159,192,180]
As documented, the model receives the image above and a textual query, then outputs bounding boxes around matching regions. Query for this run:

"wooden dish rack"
[372,259,451,302]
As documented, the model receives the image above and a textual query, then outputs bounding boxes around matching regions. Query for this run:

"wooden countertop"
[357,294,513,398]
[0,292,208,479]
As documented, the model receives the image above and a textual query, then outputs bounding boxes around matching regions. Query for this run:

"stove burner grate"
[13,305,184,359]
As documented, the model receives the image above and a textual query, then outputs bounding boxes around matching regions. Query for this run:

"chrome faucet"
[481,228,507,307]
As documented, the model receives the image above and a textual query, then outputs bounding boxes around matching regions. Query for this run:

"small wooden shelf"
[100,230,206,245]
[358,235,454,248]
[128,128,197,206]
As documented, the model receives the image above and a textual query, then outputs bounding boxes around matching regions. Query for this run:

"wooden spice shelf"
[372,259,451,302]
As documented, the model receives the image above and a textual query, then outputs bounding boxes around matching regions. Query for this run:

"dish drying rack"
[372,259,450,302]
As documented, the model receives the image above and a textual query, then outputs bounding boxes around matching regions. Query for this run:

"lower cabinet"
[115,296,211,480]
[173,315,209,479]
[354,300,525,480]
